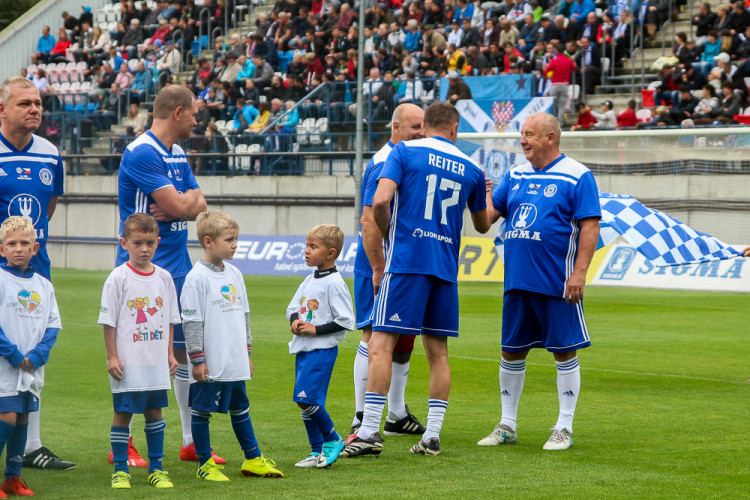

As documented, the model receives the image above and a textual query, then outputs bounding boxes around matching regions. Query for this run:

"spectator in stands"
[616,99,638,127]
[130,61,149,103]
[371,71,398,120]
[691,83,721,120]
[61,10,80,37]
[192,99,210,134]
[447,20,464,48]
[696,31,721,76]
[507,0,532,26]
[454,0,475,22]
[639,105,674,127]
[668,85,699,123]
[148,18,171,50]
[518,13,541,56]
[612,11,632,63]
[111,22,127,47]
[670,32,691,65]
[221,52,242,84]
[569,0,596,28]
[678,62,706,91]
[499,18,520,46]
[557,0,575,19]
[124,103,148,135]
[210,57,227,81]
[487,42,504,71]
[544,42,576,123]
[574,37,601,96]
[735,25,750,59]
[114,62,133,91]
[32,69,49,94]
[466,45,490,75]
[641,0,670,41]
[267,75,288,102]
[570,102,596,129]
[190,58,212,91]
[691,2,716,44]
[653,63,680,105]
[538,16,557,44]
[232,98,259,134]
[590,100,616,128]
[727,1,750,39]
[31,26,55,65]
[205,85,227,120]
[278,100,300,133]
[86,26,111,66]
[395,70,424,103]
[446,70,472,104]
[480,18,500,53]
[73,21,95,63]
[299,76,327,118]
[98,62,117,91]
[349,67,383,117]
[49,29,72,64]
[247,102,272,134]
[705,81,742,124]
[251,54,274,89]
[404,20,423,56]
[120,18,145,60]
[447,43,468,74]
[156,40,181,86]
[461,16,481,48]
[286,76,307,102]
[579,12,599,42]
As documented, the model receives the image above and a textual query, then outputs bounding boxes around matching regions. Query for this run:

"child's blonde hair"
[0,216,36,243]
[197,210,239,247]
[307,224,344,258]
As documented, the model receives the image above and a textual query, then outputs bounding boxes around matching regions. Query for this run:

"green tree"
[0,0,43,31]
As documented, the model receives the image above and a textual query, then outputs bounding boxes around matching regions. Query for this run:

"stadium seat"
[301,117,315,144]
[310,117,328,145]
[214,120,226,129]
[65,61,76,71]
[296,123,309,145]
[76,61,87,71]
[636,108,652,122]
[128,59,140,72]
[47,71,59,84]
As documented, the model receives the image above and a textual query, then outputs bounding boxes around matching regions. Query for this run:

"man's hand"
[108,356,123,380]
[249,355,255,378]
[168,354,178,377]
[149,202,169,221]
[192,363,209,382]
[742,246,750,257]
[372,269,384,295]
[564,270,586,304]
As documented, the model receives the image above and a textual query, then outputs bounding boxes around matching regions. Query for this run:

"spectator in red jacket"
[570,103,597,130]
[616,99,638,127]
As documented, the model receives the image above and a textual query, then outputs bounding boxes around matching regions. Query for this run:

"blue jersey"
[0,133,64,280]
[492,155,601,298]
[354,141,393,278]
[378,136,486,283]
[117,131,200,278]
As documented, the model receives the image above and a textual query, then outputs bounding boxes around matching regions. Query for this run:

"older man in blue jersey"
[116,86,216,465]
[478,112,600,451]
[0,76,75,470]
[347,104,427,440]
[343,102,492,457]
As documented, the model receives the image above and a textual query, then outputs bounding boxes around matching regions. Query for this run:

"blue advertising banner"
[439,75,534,101]
[230,235,358,278]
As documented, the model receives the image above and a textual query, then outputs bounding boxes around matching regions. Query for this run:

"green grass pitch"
[24,270,750,499]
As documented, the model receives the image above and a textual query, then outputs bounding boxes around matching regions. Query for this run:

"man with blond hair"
[0,76,73,470]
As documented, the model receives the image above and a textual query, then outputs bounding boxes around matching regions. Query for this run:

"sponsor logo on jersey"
[39,168,53,185]
[183,308,197,317]
[527,182,541,194]
[544,184,557,197]
[8,194,41,225]
[412,228,454,244]
[220,284,237,304]
[389,313,401,322]
[511,203,537,230]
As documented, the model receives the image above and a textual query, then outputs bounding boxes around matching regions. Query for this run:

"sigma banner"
[230,235,358,278]
[439,75,534,101]
[592,243,750,292]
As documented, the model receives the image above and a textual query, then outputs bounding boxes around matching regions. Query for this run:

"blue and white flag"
[494,192,742,267]
[597,192,741,266]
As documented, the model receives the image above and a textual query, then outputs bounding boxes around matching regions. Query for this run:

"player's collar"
[146,129,172,155]
[386,140,395,148]
[314,267,338,278]
[0,131,34,153]
[0,263,37,278]
[431,135,454,145]
[538,154,566,172]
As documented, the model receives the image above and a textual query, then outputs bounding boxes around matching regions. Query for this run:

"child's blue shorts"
[0,392,39,414]
[190,380,249,413]
[113,390,168,414]
[293,347,338,407]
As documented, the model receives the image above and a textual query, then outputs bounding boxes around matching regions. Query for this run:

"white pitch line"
[453,355,746,385]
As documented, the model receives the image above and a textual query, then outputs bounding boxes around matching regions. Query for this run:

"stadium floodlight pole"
[353,0,366,233]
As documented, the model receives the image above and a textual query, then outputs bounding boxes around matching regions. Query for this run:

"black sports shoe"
[410,438,441,456]
[340,432,384,458]
[350,411,364,435]
[23,446,76,470]
[383,405,426,436]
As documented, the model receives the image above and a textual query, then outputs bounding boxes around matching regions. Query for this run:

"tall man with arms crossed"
[478,113,600,451]
[349,104,427,437]
[0,76,75,470]
[116,86,213,464]
[343,102,492,457]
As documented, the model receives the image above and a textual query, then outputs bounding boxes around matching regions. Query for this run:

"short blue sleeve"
[379,142,405,186]
[183,162,200,191]
[53,154,64,197]
[573,171,601,221]
[467,169,487,213]
[491,171,512,218]
[362,161,384,207]
[126,146,173,196]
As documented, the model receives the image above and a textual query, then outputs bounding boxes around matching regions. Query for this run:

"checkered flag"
[491,101,515,131]
[598,192,741,266]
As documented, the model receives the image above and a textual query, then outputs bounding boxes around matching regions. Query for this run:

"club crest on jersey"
[39,168,53,185]
[8,194,41,225]
[544,185,557,197]
[17,290,40,312]
[221,284,237,304]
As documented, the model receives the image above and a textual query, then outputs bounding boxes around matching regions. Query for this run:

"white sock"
[554,356,580,433]
[387,361,409,420]
[25,401,42,453]
[352,341,369,424]
[174,364,193,446]
[499,359,526,431]
[422,399,448,441]
[357,392,386,439]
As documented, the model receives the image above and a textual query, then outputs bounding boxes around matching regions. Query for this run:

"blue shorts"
[372,273,458,337]
[113,390,168,414]
[354,274,374,329]
[0,392,39,414]
[173,275,185,350]
[293,347,337,407]
[502,290,591,353]
[189,380,248,414]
